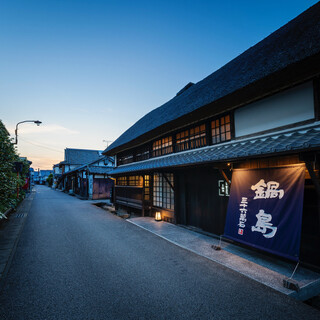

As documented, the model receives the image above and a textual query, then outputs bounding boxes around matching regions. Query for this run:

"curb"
[0,189,35,290]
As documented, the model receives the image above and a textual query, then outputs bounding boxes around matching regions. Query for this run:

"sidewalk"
[127,216,320,301]
[0,190,35,284]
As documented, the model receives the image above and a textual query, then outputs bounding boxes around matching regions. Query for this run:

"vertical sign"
[224,164,305,261]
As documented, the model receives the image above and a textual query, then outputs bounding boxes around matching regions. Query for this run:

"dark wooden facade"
[106,5,320,268]
[175,167,230,235]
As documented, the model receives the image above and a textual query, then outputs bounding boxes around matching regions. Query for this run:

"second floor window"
[136,146,150,162]
[211,114,231,144]
[152,136,173,157]
[176,124,207,152]
[118,153,133,165]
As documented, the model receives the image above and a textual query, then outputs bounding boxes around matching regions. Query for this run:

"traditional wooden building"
[62,156,114,200]
[57,148,105,190]
[104,4,320,267]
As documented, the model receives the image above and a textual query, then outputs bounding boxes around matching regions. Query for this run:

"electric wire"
[18,136,64,154]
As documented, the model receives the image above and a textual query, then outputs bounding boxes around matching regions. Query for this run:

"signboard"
[224,164,305,261]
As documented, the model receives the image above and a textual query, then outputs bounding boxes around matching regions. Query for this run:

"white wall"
[234,81,314,137]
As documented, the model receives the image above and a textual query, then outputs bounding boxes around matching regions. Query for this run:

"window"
[136,146,150,162]
[176,124,207,152]
[144,175,150,201]
[176,129,189,152]
[116,176,127,186]
[116,176,143,187]
[128,175,143,187]
[118,153,134,165]
[211,114,231,144]
[153,173,174,210]
[152,136,173,157]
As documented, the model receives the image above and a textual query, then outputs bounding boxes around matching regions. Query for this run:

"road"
[0,185,318,319]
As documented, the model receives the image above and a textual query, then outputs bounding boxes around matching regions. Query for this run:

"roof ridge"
[105,3,320,155]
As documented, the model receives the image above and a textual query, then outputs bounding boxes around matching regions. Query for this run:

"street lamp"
[14,120,42,144]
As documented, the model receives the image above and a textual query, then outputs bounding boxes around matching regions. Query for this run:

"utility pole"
[103,140,113,148]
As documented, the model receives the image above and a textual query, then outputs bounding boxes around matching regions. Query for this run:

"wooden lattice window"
[118,153,134,165]
[116,176,127,186]
[136,146,150,162]
[211,115,231,144]
[152,136,173,157]
[128,175,143,187]
[176,124,206,152]
[153,173,174,210]
[144,175,150,201]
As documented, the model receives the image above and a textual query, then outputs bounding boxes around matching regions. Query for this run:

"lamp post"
[13,120,41,200]
[14,120,42,144]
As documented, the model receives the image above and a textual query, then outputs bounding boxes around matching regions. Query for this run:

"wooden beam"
[162,172,174,191]
[313,77,320,121]
[305,161,320,232]
[219,169,231,186]
[305,161,320,195]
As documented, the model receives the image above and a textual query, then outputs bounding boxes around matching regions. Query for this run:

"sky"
[0,0,318,169]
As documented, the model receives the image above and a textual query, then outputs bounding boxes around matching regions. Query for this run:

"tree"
[47,173,53,187]
[0,120,24,213]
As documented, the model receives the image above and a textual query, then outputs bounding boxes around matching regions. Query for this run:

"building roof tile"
[109,123,320,175]
[64,148,103,165]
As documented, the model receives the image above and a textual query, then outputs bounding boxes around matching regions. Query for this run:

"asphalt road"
[0,185,318,320]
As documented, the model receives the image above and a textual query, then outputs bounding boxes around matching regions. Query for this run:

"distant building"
[62,156,114,200]
[32,169,53,185]
[58,148,104,174]
[56,148,114,200]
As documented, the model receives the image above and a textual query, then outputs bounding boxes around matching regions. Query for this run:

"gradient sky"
[0,0,318,169]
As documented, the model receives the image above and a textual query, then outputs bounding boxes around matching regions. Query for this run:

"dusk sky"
[0,0,318,169]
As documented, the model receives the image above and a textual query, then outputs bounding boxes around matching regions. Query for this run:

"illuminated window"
[144,175,150,201]
[176,129,189,152]
[116,176,127,186]
[190,124,206,149]
[152,136,173,157]
[211,114,231,144]
[128,175,143,187]
[176,124,206,152]
[153,173,174,210]
[116,176,143,187]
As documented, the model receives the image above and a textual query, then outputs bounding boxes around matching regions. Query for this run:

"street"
[0,185,318,319]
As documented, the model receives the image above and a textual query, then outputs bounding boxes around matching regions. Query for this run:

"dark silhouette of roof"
[88,166,113,174]
[105,3,320,155]
[61,155,114,176]
[64,148,103,165]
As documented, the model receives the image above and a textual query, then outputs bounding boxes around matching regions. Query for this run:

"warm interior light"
[155,211,162,221]
[227,163,230,166]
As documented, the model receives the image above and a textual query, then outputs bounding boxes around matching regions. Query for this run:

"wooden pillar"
[142,175,145,217]
[305,161,320,232]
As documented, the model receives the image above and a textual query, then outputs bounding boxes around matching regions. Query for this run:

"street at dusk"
[0,186,319,319]
[1,2,320,318]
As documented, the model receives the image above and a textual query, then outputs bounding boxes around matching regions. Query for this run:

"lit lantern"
[155,211,162,221]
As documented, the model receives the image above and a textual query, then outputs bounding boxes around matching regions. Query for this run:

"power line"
[19,137,64,154]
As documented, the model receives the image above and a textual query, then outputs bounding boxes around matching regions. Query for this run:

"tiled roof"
[88,166,113,174]
[109,124,320,175]
[64,148,103,165]
[105,3,320,154]
[62,156,114,176]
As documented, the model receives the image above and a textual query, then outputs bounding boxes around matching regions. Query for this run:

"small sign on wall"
[218,180,230,197]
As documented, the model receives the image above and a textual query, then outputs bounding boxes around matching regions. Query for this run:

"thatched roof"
[105,3,320,155]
